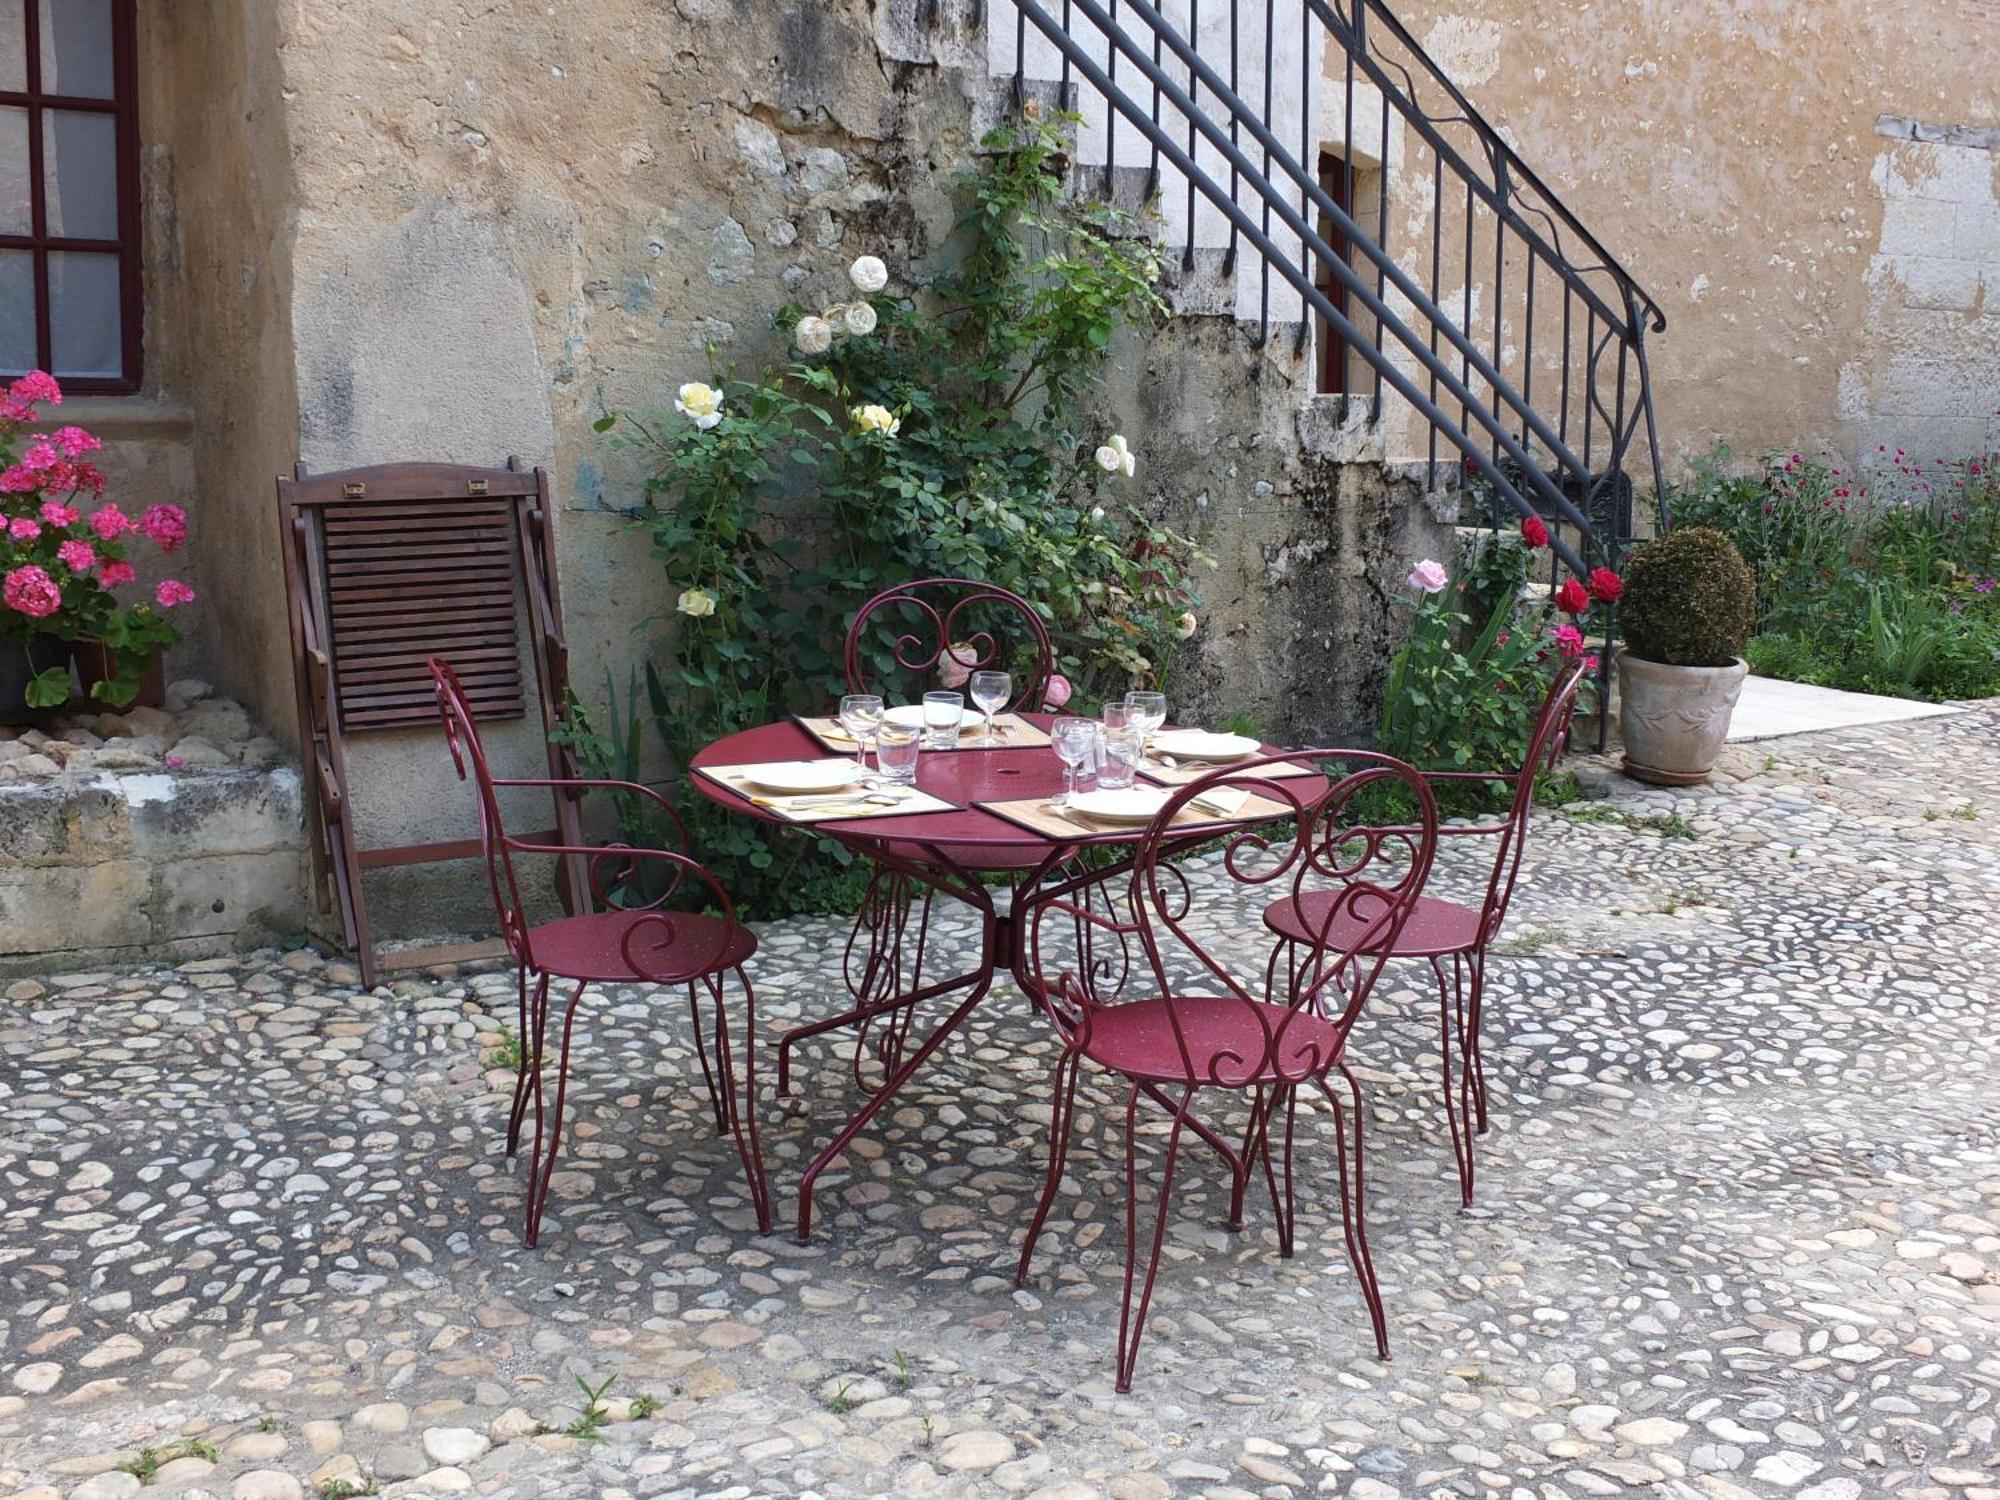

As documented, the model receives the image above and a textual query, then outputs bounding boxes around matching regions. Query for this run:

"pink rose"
[139,503,188,553]
[7,517,41,543]
[3,564,61,619]
[56,539,96,572]
[98,559,136,586]
[1406,558,1450,594]
[8,371,61,406]
[155,579,195,608]
[88,503,132,540]
[937,642,977,690]
[39,501,78,527]
[1042,672,1073,710]
[1552,624,1585,659]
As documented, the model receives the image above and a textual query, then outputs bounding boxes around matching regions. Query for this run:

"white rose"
[676,587,718,618]
[794,315,834,355]
[1175,610,1198,640]
[673,381,724,430]
[852,403,900,436]
[1095,433,1136,478]
[843,301,878,336]
[848,254,889,294]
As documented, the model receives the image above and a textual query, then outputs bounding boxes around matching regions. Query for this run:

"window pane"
[0,0,24,93]
[38,0,114,99]
[0,250,34,374]
[0,108,28,234]
[42,108,117,238]
[48,249,118,377]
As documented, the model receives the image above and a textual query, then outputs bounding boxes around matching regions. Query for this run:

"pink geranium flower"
[49,425,101,457]
[98,559,136,587]
[1552,624,1586,659]
[139,503,188,553]
[89,503,133,540]
[39,500,78,527]
[0,466,36,493]
[3,564,61,618]
[7,517,40,543]
[155,579,196,608]
[56,539,96,573]
[0,397,34,424]
[20,438,59,473]
[8,371,60,406]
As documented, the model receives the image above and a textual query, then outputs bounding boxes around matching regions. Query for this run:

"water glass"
[1125,690,1167,758]
[838,693,884,768]
[922,690,965,750]
[969,670,1011,744]
[1099,724,1142,789]
[1050,715,1096,808]
[874,718,922,784]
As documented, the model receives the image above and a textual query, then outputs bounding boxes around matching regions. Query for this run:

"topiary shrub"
[1619,526,1756,667]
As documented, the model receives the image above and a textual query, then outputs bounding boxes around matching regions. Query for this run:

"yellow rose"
[674,381,724,430]
[676,587,718,618]
[852,403,901,436]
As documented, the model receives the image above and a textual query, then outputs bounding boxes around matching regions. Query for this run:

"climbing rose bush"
[0,371,194,706]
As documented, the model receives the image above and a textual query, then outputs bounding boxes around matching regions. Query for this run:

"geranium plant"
[0,371,193,707]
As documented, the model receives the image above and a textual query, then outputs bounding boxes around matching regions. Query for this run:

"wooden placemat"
[698,761,959,825]
[978,786,1296,841]
[1138,754,1320,787]
[797,712,1052,754]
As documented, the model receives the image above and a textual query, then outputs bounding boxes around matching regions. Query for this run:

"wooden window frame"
[0,0,143,393]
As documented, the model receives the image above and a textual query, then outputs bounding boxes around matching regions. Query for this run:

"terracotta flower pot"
[0,633,69,722]
[72,640,167,711]
[1617,649,1748,786]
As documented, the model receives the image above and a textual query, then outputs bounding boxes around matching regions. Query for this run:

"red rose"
[1553,578,1590,615]
[1520,515,1550,549]
[1589,567,1624,604]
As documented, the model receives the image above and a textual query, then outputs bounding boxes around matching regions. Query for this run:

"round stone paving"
[1,706,1997,1499]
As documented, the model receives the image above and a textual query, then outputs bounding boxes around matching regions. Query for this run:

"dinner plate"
[739,761,861,795]
[1149,729,1262,762]
[1068,787,1171,825]
[882,704,979,730]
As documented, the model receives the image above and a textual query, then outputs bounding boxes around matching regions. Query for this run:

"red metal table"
[693,713,1303,1241]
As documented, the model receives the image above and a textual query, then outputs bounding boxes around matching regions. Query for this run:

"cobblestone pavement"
[3,705,1998,1500]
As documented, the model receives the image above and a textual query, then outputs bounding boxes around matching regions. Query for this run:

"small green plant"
[122,1438,219,1481]
[920,1414,936,1447]
[566,1375,617,1441]
[489,1025,528,1071]
[892,1350,914,1388]
[629,1392,663,1420]
[257,1416,277,1435]
[1619,526,1755,667]
[318,1479,377,1500]
[825,1381,858,1415]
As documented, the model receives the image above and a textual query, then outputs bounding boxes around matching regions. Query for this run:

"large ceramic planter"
[1617,649,1748,786]
[0,633,69,723]
[71,640,166,712]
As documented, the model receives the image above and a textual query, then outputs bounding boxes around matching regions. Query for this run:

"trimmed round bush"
[1619,526,1755,668]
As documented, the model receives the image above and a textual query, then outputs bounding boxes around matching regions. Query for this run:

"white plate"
[740,761,861,795]
[882,704,978,730]
[1068,787,1171,825]
[1149,729,1262,762]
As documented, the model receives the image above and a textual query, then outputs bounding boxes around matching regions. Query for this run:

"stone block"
[150,849,307,941]
[1878,196,1959,257]
[1892,255,1987,312]
[125,768,304,861]
[0,860,152,954]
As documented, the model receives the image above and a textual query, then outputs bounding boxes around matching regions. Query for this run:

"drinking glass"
[838,693,884,769]
[969,670,1011,745]
[922,690,965,750]
[1125,690,1167,758]
[1100,702,1133,731]
[874,719,922,784]
[1099,724,1142,789]
[1051,715,1096,808]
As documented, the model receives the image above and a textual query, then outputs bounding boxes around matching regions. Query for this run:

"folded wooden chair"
[277,458,587,987]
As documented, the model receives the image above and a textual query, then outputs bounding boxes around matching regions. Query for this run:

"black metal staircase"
[993,0,1669,582]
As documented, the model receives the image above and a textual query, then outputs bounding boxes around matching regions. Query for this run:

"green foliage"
[1619,526,1755,667]
[566,1375,618,1441]
[598,114,1208,915]
[123,1439,219,1481]
[318,1479,377,1500]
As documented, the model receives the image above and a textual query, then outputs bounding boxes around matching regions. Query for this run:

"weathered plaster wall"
[1395,0,2000,472]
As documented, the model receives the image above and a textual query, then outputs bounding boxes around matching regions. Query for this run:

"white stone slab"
[1724,673,1962,742]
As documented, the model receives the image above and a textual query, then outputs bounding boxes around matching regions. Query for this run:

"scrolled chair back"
[432,657,538,968]
[1476,656,1588,943]
[1028,750,1440,1088]
[842,577,1054,711]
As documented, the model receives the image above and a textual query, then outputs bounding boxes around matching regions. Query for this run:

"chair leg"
[1230,1084,1279,1234]
[506,966,546,1158]
[1115,1081,1194,1394]
[523,977,589,1248]
[1014,1047,1083,1287]
[706,966,773,1235]
[1321,1064,1390,1360]
[1268,1084,1298,1258]
[686,982,729,1135]
[1429,955,1476,1208]
[1463,950,1491,1134]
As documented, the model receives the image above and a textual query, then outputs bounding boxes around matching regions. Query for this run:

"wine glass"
[1051,715,1096,809]
[969,670,1011,745]
[838,693,884,770]
[1125,690,1167,761]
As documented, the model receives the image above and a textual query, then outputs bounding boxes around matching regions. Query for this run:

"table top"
[690,713,1307,865]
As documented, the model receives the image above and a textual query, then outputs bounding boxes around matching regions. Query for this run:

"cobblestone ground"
[4,706,1999,1500]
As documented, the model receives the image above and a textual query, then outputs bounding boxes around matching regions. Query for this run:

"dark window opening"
[1313,148,1354,398]
[0,0,142,393]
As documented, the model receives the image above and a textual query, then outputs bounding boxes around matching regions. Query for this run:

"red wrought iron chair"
[1261,657,1588,1206]
[1014,752,1440,1392]
[430,659,771,1244]
[775,578,1057,1097]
